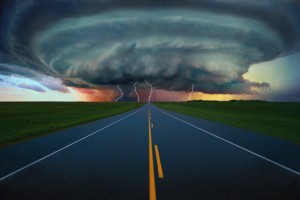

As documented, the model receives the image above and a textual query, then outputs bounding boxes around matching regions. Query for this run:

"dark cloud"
[62,78,93,89]
[1,0,300,96]
[18,83,46,92]
[39,76,69,93]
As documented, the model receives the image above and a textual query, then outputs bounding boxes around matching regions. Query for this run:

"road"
[0,103,299,200]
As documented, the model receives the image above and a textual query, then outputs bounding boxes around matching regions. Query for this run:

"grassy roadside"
[0,102,144,146]
[154,101,300,143]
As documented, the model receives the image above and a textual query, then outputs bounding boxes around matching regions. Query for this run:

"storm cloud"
[1,0,300,95]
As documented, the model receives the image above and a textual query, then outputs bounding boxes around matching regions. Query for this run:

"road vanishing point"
[0,104,299,200]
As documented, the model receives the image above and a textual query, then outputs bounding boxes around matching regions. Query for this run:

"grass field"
[0,102,143,146]
[154,101,300,143]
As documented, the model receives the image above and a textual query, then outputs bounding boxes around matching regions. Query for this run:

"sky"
[0,0,300,102]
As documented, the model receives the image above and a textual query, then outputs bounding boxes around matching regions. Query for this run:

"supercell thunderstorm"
[1,0,300,100]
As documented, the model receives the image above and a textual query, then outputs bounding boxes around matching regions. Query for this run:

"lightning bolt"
[188,84,194,101]
[155,89,161,98]
[115,85,123,102]
[134,82,140,102]
[144,80,153,102]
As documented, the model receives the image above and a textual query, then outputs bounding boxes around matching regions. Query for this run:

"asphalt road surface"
[1,103,299,200]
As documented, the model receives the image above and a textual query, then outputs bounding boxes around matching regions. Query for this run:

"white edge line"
[156,108,300,176]
[0,106,145,182]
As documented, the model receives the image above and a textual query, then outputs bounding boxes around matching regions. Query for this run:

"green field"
[154,101,300,143]
[0,102,143,146]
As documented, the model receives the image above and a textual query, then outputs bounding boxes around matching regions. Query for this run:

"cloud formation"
[0,64,69,93]
[1,0,300,97]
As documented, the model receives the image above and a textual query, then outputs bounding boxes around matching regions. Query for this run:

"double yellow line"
[148,109,164,200]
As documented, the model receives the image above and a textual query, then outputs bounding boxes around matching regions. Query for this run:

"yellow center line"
[148,109,156,200]
[154,145,164,179]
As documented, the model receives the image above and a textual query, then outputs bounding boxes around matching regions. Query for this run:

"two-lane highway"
[150,105,300,200]
[1,104,299,200]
